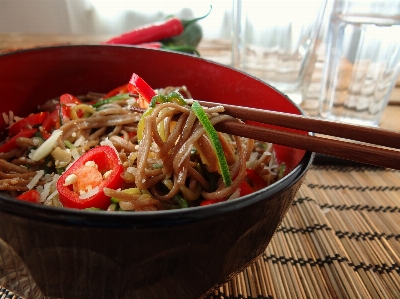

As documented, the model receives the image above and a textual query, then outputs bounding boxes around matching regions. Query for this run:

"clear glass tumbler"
[233,0,327,103]
[319,0,400,126]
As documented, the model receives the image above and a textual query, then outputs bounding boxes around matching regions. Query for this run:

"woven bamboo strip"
[281,210,330,298]
[304,202,359,297]
[328,170,399,298]
[237,270,247,297]
[306,186,389,298]
[304,189,374,299]
[255,257,274,297]
[273,238,299,298]
[308,170,398,296]
[295,200,351,298]
[265,244,285,298]
[288,203,339,297]
[245,263,259,296]
[278,219,318,298]
[277,230,309,298]
[301,193,369,298]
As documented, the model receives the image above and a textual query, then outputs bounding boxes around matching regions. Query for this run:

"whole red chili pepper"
[105,6,211,45]
[135,42,200,56]
[106,18,184,45]
[57,146,124,210]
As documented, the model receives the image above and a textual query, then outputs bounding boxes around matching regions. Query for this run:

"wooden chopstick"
[192,100,400,170]
[196,100,400,149]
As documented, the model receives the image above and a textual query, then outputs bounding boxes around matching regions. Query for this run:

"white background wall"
[0,0,233,39]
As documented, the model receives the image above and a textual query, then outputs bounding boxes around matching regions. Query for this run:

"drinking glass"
[319,0,400,126]
[232,0,327,103]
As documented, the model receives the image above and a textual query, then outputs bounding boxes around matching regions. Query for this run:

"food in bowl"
[0,73,285,211]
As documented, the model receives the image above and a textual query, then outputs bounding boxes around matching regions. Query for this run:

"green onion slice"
[191,100,232,186]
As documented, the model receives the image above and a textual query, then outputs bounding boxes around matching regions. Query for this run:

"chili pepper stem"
[181,5,212,28]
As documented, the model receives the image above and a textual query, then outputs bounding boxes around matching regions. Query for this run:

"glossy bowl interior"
[0,45,313,299]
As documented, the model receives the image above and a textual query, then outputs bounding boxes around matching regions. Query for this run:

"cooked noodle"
[0,85,284,211]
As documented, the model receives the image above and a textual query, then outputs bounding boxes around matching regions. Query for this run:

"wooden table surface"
[1,32,399,132]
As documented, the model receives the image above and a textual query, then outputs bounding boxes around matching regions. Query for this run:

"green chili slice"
[56,167,66,175]
[278,163,286,180]
[167,91,187,106]
[149,94,168,108]
[58,104,63,126]
[43,155,52,175]
[92,93,132,108]
[63,140,75,149]
[191,100,232,187]
[173,193,189,209]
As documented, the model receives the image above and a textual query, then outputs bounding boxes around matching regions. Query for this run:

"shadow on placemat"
[313,153,385,168]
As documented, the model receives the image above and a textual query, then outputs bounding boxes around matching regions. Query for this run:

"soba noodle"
[0,85,284,211]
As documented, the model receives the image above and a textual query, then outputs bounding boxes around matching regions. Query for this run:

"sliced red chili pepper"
[60,93,84,118]
[245,169,267,191]
[239,179,254,197]
[17,189,40,203]
[57,146,124,210]
[0,128,38,153]
[42,105,69,133]
[60,93,82,106]
[128,73,157,109]
[8,112,49,136]
[104,84,130,98]
[127,131,137,139]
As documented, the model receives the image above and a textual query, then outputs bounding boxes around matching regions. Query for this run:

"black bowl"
[0,45,313,299]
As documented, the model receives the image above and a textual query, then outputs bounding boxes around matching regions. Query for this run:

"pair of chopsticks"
[194,100,400,170]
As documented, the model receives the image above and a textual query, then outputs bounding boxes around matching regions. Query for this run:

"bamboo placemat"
[1,165,400,299]
[206,165,400,299]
